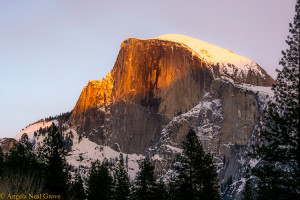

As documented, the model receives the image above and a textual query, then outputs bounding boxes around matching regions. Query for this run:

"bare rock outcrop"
[0,138,17,153]
[69,72,113,135]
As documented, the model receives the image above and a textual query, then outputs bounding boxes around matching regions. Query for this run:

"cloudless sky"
[0,0,296,138]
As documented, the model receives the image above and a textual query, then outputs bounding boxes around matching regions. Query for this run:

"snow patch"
[152,154,163,161]
[164,145,183,153]
[249,158,259,168]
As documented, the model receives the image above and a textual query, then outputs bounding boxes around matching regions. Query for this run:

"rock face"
[0,138,17,153]
[69,72,113,136]
[66,34,275,199]
[153,79,261,153]
[70,34,274,155]
[149,80,271,192]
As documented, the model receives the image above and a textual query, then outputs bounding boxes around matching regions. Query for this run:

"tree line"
[20,111,72,133]
[0,125,220,200]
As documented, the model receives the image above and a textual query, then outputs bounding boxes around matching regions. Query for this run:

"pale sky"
[0,0,296,138]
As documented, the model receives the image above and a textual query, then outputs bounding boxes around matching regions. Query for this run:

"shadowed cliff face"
[150,79,271,200]
[69,36,274,154]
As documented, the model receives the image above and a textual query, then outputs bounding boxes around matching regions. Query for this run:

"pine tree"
[5,134,41,175]
[134,158,158,200]
[1,135,46,194]
[71,172,85,200]
[241,168,254,200]
[86,159,114,200]
[253,1,300,199]
[172,129,220,200]
[39,123,70,198]
[154,179,169,200]
[0,148,4,176]
[114,153,131,200]
[20,133,32,149]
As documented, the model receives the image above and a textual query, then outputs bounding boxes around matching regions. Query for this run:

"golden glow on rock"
[70,72,113,121]
[71,34,274,125]
[90,72,114,105]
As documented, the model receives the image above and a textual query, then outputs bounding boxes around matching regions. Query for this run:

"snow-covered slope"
[66,127,144,179]
[15,121,144,179]
[15,120,58,141]
[155,34,250,64]
[152,34,265,79]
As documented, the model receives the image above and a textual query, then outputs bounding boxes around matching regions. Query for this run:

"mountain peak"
[70,34,274,144]
[153,34,250,64]
[12,34,277,200]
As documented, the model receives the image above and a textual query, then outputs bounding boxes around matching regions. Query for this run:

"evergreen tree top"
[253,1,300,199]
[172,129,220,200]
